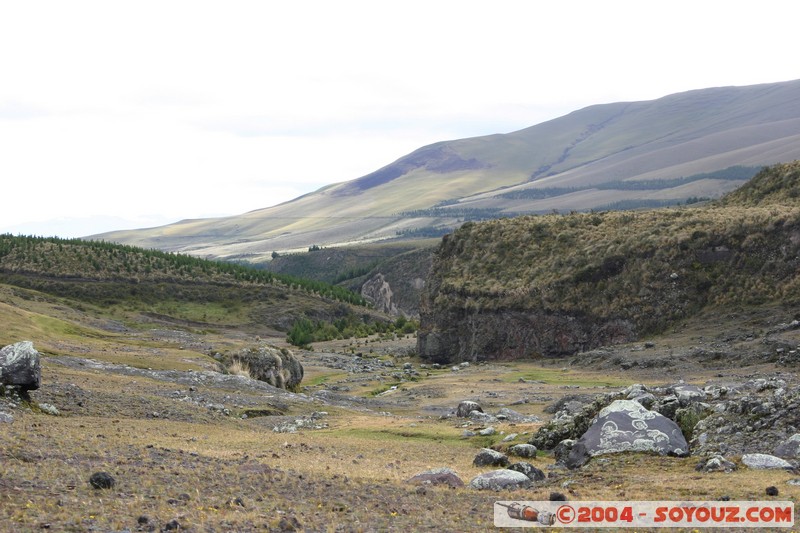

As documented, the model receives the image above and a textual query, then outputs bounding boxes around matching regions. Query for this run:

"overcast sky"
[1,1,798,237]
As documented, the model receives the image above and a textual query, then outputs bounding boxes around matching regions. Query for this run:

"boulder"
[89,472,116,489]
[742,453,793,470]
[775,434,800,459]
[469,469,531,491]
[508,462,545,481]
[469,410,498,424]
[229,345,303,391]
[553,439,576,464]
[566,399,689,469]
[508,444,537,458]
[497,407,541,423]
[473,448,509,467]
[0,411,12,423]
[456,400,482,418]
[406,467,464,488]
[0,341,41,394]
[670,384,706,406]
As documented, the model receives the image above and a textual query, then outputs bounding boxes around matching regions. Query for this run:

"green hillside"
[0,235,379,338]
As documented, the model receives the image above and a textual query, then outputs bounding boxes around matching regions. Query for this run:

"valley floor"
[3,310,800,532]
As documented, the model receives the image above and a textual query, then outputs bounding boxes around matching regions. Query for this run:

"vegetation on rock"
[419,162,800,363]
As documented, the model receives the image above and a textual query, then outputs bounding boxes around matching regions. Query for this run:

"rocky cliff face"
[417,306,635,364]
[418,163,800,364]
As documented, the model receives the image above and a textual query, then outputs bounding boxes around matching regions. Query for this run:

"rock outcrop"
[228,345,303,391]
[565,400,688,469]
[360,274,399,315]
[0,341,41,396]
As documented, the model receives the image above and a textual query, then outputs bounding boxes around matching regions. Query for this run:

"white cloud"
[0,0,799,237]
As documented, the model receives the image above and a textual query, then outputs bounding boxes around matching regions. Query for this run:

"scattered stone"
[468,410,498,424]
[137,516,149,525]
[670,384,706,406]
[766,486,779,496]
[461,430,476,438]
[508,462,545,481]
[38,403,60,416]
[0,341,41,395]
[0,411,12,423]
[550,492,567,501]
[406,467,465,488]
[553,439,575,464]
[473,448,510,467]
[501,433,518,442]
[496,407,541,423]
[456,400,482,418]
[566,400,688,469]
[88,472,115,490]
[741,453,793,470]
[787,479,800,486]
[469,469,531,491]
[774,433,800,459]
[479,427,496,436]
[278,515,302,531]
[164,519,182,531]
[696,455,737,473]
[272,416,328,433]
[508,444,537,458]
[227,496,245,507]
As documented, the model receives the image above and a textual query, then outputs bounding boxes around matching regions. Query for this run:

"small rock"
[228,496,245,507]
[479,427,496,436]
[38,403,60,416]
[468,410,498,424]
[553,439,575,464]
[473,448,509,467]
[0,412,13,424]
[774,433,800,459]
[742,453,793,470]
[456,400,482,418]
[88,472,115,490]
[469,469,531,491]
[550,491,568,501]
[278,515,302,532]
[507,462,545,481]
[501,433,518,443]
[696,455,737,473]
[508,444,537,458]
[406,467,465,488]
[137,516,149,525]
[164,519,181,531]
[766,486,779,496]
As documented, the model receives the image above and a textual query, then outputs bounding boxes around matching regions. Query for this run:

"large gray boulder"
[775,434,800,459]
[566,399,689,469]
[0,341,41,394]
[742,453,793,470]
[406,467,464,488]
[229,345,303,391]
[469,469,531,491]
[473,448,509,467]
[457,400,482,418]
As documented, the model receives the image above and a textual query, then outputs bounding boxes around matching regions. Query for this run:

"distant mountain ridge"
[94,79,800,261]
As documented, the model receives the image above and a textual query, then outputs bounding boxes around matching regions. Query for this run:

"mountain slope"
[95,79,800,260]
